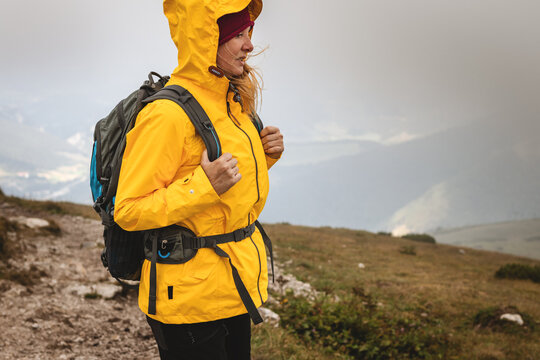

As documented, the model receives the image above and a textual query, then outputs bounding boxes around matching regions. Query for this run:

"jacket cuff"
[181,165,221,205]
[265,153,281,170]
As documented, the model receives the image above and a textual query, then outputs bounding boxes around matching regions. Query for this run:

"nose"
[243,37,254,53]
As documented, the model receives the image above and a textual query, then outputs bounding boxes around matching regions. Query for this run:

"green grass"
[402,233,437,244]
[260,224,540,360]
[495,263,540,283]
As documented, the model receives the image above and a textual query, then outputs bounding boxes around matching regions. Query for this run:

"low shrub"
[402,234,436,244]
[84,292,102,300]
[41,219,62,236]
[0,216,18,258]
[399,245,417,256]
[0,216,48,286]
[473,306,535,333]
[0,265,48,286]
[377,231,392,236]
[495,263,540,283]
[277,291,451,359]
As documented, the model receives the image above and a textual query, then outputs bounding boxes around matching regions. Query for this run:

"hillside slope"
[1,195,539,359]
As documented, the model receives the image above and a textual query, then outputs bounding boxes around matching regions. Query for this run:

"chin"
[232,67,244,76]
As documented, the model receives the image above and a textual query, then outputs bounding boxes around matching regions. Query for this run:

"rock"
[9,216,49,229]
[94,283,122,299]
[459,249,466,255]
[65,284,93,297]
[259,307,280,327]
[267,261,321,301]
[500,313,524,326]
[269,273,320,300]
[81,241,96,249]
[64,283,121,299]
[358,263,365,269]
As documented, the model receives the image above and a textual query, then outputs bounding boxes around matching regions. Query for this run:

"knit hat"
[218,7,254,45]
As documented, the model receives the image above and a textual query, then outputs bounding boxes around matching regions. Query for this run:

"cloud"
[382,132,420,146]
[37,163,87,184]
[387,182,451,233]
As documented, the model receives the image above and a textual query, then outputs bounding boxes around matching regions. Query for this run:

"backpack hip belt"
[147,220,274,325]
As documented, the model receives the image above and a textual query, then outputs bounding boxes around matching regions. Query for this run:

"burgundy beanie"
[218,7,254,45]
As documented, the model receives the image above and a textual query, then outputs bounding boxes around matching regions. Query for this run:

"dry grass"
[252,323,348,360]
[262,223,540,360]
[0,192,99,220]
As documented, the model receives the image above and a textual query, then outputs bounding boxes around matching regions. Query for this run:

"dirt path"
[0,202,158,360]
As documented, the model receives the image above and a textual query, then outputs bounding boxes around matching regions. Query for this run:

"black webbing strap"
[213,245,264,324]
[147,223,262,321]
[148,232,158,315]
[255,220,274,283]
[214,245,263,325]
[182,223,256,250]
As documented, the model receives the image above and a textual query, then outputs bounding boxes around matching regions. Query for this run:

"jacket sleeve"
[265,153,281,170]
[114,101,221,231]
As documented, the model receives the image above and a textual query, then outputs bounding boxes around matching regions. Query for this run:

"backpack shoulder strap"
[250,112,264,133]
[144,85,222,162]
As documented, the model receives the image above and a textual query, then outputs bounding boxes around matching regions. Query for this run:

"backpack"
[90,72,272,324]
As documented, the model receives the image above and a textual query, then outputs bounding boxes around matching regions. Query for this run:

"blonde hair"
[228,60,263,115]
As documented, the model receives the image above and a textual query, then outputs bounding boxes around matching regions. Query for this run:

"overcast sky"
[1,0,539,146]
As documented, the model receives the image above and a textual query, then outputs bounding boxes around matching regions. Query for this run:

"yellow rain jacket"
[114,0,277,324]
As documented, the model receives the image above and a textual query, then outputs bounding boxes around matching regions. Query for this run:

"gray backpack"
[90,72,272,324]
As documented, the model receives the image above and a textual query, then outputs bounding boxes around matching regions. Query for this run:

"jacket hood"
[163,0,262,91]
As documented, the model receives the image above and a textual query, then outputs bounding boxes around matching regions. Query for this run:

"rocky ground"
[0,202,158,360]
[0,201,310,360]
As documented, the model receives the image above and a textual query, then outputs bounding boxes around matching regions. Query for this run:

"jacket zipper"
[225,97,264,304]
[226,100,260,203]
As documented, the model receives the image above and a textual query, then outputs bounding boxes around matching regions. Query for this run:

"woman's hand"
[201,150,241,195]
[260,126,284,159]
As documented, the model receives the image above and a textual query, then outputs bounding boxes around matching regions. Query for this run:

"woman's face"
[216,27,254,77]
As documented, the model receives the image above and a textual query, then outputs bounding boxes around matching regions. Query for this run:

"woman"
[114,0,283,358]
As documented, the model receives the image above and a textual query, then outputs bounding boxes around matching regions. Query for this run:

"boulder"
[500,313,524,326]
[259,307,280,327]
[10,216,49,229]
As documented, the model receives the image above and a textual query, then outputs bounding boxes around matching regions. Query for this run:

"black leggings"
[146,314,251,360]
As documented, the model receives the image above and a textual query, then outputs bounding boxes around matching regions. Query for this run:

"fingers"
[200,149,209,164]
[261,127,283,144]
[200,152,242,195]
[260,126,284,156]
[260,126,279,138]
[261,132,282,146]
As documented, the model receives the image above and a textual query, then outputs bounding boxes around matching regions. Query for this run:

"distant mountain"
[2,111,539,236]
[432,218,540,260]
[262,117,540,233]
[0,117,91,204]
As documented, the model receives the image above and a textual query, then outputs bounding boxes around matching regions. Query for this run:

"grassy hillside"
[1,191,538,359]
[261,224,540,359]
[0,190,99,220]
